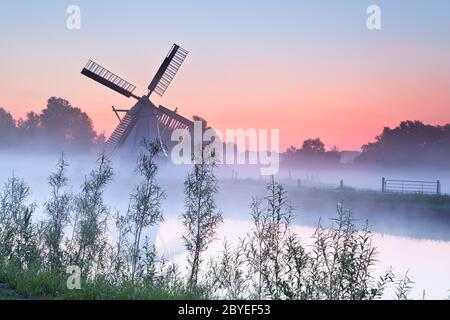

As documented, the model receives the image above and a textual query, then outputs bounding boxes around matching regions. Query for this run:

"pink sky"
[1,1,450,151]
[3,43,449,152]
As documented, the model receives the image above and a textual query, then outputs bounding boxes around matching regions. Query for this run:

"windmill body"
[81,44,192,158]
[109,97,159,156]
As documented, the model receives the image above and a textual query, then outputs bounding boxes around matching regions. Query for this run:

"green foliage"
[0,176,40,269]
[182,155,223,292]
[283,138,340,168]
[69,154,113,276]
[206,180,411,300]
[1,98,102,151]
[0,260,196,300]
[126,140,166,283]
[0,154,419,300]
[206,240,250,299]
[0,151,202,300]
[244,177,293,299]
[43,154,72,272]
[357,120,450,167]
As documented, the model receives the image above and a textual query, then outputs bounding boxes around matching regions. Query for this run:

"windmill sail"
[148,44,189,97]
[81,43,192,157]
[82,60,138,98]
[156,105,193,130]
[106,112,137,149]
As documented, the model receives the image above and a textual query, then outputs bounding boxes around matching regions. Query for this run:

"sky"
[0,0,450,151]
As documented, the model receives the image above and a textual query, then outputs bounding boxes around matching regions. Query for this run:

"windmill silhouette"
[81,44,193,157]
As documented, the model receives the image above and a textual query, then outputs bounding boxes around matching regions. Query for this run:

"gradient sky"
[1,0,450,150]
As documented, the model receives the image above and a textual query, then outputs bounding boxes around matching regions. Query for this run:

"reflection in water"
[155,217,450,300]
[153,178,450,300]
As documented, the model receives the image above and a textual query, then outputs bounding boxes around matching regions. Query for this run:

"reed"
[0,150,418,300]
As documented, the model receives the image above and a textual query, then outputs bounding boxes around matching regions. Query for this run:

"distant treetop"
[0,97,101,153]
[356,120,450,167]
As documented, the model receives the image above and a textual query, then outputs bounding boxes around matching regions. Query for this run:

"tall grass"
[182,152,222,292]
[0,146,415,300]
[123,140,166,283]
[42,154,71,273]
[204,179,409,300]
[67,154,113,277]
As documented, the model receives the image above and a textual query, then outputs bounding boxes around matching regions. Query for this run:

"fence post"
[437,180,441,196]
[381,177,385,193]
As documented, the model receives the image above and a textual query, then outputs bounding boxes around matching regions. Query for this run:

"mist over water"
[1,150,449,299]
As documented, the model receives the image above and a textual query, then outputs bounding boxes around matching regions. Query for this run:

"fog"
[1,150,450,299]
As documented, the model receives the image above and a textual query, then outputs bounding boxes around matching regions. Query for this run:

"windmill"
[81,44,193,157]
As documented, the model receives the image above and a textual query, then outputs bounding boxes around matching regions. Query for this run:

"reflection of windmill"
[81,44,193,156]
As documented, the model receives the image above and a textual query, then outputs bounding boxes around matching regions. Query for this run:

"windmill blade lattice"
[81,60,138,99]
[81,43,193,157]
[148,45,189,97]
[106,112,137,149]
[155,105,194,155]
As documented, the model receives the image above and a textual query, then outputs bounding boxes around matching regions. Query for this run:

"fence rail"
[382,177,441,195]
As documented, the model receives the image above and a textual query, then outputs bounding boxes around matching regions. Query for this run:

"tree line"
[283,120,450,168]
[356,120,450,167]
[0,97,104,152]
[2,97,448,168]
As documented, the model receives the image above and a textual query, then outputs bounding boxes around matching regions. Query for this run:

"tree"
[192,115,210,130]
[39,97,97,150]
[282,138,340,168]
[0,100,105,152]
[301,138,326,154]
[182,151,222,292]
[285,146,297,157]
[357,120,450,167]
[17,111,40,132]
[0,107,17,147]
